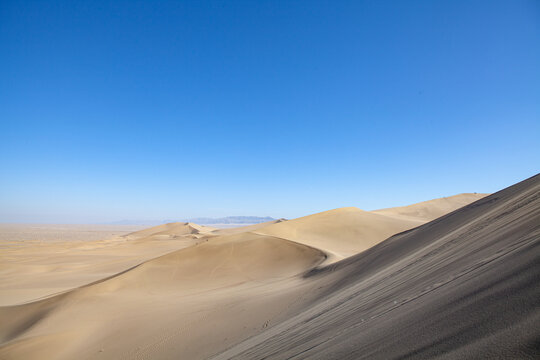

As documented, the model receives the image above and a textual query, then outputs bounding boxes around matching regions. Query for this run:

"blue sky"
[1,0,539,223]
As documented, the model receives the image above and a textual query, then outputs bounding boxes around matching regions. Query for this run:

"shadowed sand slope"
[213,174,540,360]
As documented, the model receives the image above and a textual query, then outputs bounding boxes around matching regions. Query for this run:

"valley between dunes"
[0,182,538,359]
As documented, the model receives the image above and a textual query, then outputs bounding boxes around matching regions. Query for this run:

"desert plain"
[0,175,539,359]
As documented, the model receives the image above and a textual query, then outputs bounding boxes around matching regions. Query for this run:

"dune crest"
[123,221,216,239]
[372,192,488,221]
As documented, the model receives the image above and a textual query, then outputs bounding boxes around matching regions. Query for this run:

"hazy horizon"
[0,215,278,226]
[0,188,503,224]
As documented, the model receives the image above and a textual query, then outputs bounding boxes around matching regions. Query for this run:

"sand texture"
[0,184,537,360]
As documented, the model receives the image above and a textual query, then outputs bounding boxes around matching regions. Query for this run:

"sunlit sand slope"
[255,207,423,262]
[0,232,326,359]
[372,192,488,221]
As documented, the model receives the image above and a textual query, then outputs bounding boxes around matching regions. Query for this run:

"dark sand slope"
[213,174,540,360]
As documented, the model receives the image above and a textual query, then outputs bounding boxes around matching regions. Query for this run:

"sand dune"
[1,183,536,359]
[372,192,488,221]
[255,207,423,262]
[0,231,327,359]
[255,193,487,262]
[123,221,216,239]
[100,232,325,292]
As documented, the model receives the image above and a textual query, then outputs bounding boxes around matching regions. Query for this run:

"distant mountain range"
[107,216,275,226]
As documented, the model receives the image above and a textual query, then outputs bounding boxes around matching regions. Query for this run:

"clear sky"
[1,0,539,223]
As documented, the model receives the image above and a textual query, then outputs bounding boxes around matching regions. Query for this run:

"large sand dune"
[0,184,537,359]
[255,207,418,263]
[213,175,540,359]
